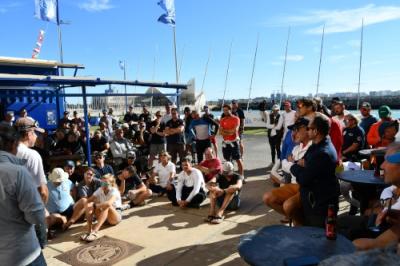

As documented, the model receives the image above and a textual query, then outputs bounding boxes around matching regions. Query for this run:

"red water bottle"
[326,204,337,240]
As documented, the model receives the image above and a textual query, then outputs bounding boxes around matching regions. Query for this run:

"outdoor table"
[337,170,386,186]
[359,148,387,157]
[238,225,355,266]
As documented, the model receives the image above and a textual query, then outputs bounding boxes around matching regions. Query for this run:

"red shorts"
[210,135,216,145]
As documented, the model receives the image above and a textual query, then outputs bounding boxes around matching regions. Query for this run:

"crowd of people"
[1,97,400,265]
[0,101,247,265]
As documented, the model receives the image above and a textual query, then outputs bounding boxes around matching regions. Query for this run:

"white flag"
[34,0,58,23]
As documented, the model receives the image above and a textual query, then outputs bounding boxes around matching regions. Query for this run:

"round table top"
[238,225,355,266]
[338,170,387,186]
[359,148,387,156]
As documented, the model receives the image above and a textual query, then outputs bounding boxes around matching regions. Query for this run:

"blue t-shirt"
[93,164,114,179]
[360,115,378,136]
[280,129,296,160]
[46,179,75,213]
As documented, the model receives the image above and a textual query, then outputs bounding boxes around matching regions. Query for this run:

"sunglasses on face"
[101,181,110,187]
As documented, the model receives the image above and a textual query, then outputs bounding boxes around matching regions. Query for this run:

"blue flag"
[34,0,58,23]
[157,0,175,26]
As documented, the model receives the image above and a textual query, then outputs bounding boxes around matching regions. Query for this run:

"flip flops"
[85,232,100,242]
[204,215,215,223]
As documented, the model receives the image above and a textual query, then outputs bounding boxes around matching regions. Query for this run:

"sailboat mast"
[221,40,233,111]
[356,19,364,110]
[246,33,260,112]
[279,27,291,108]
[316,24,325,96]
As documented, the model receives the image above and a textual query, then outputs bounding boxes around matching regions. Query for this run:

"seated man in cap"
[92,151,114,178]
[263,118,312,225]
[46,168,75,236]
[368,105,394,148]
[206,161,243,224]
[375,120,399,148]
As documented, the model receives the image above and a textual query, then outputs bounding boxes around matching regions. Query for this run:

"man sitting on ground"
[117,166,152,207]
[167,157,206,208]
[92,151,114,178]
[206,162,243,224]
[195,147,222,183]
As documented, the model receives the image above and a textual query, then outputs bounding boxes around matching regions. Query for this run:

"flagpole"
[56,0,64,76]
[178,44,185,79]
[201,47,212,93]
[173,27,179,83]
[356,19,364,110]
[316,24,325,96]
[246,33,260,112]
[221,40,233,112]
[279,27,291,108]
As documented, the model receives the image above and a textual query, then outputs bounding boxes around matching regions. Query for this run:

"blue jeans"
[27,252,47,266]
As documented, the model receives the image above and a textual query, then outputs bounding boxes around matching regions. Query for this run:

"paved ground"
[43,135,285,265]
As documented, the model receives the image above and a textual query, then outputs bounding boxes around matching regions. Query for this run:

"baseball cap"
[64,111,70,115]
[64,160,75,168]
[386,152,400,164]
[378,105,391,119]
[288,117,310,130]
[222,161,234,174]
[127,151,136,159]
[48,168,68,183]
[231,100,238,104]
[203,105,209,110]
[15,118,45,133]
[93,151,104,158]
[272,104,280,111]
[361,102,371,109]
[129,105,133,109]
[184,106,191,112]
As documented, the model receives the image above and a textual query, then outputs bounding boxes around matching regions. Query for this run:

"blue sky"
[1,0,400,101]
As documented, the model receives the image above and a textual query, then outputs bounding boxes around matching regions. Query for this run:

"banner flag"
[157,0,175,26]
[34,0,58,23]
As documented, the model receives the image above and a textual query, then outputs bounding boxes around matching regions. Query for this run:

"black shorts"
[60,204,74,219]
[222,140,241,161]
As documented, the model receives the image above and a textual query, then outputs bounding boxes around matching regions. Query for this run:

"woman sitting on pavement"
[46,168,75,236]
[149,151,176,196]
[63,167,101,231]
[206,161,243,224]
[117,165,152,207]
[80,174,122,242]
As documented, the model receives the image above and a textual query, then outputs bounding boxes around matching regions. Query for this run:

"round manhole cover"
[77,244,123,264]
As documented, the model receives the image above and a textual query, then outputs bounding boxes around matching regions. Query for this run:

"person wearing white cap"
[206,161,243,224]
[46,168,75,234]
[266,104,283,167]
[15,118,49,203]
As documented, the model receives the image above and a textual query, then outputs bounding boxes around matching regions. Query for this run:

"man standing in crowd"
[167,157,206,208]
[0,127,47,266]
[359,102,377,141]
[220,104,244,177]
[367,105,394,148]
[206,162,243,224]
[139,105,152,128]
[332,101,350,128]
[149,110,166,167]
[189,110,218,163]
[124,105,139,125]
[183,107,194,157]
[0,112,14,127]
[282,101,296,139]
[162,103,172,124]
[100,108,114,134]
[231,100,245,157]
[203,105,219,157]
[290,114,339,227]
[165,107,185,165]
[266,104,283,167]
[58,111,72,128]
[15,118,49,203]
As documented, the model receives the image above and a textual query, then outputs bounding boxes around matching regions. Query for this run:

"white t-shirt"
[176,168,205,202]
[282,141,312,177]
[93,187,122,209]
[282,110,296,130]
[16,143,47,187]
[154,161,176,188]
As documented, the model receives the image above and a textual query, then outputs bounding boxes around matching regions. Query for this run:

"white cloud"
[0,2,21,13]
[79,0,113,12]
[280,55,304,62]
[271,4,400,34]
